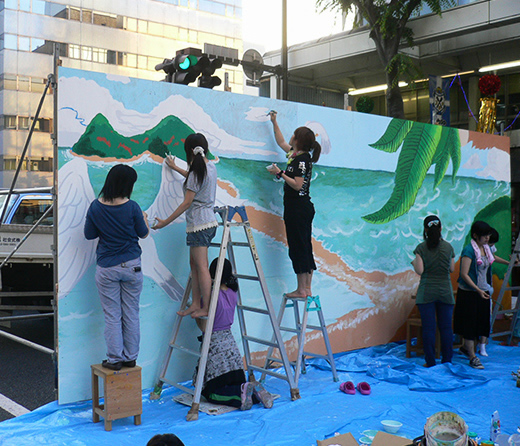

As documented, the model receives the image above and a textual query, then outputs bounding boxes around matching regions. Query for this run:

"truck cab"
[0,193,53,226]
[0,192,54,308]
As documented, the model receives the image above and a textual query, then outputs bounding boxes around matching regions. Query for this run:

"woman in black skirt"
[453,221,493,370]
[268,111,321,298]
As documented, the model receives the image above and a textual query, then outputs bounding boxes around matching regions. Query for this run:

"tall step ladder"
[490,235,520,345]
[261,294,338,387]
[150,206,299,421]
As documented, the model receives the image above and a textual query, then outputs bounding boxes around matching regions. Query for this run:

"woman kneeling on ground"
[194,258,273,410]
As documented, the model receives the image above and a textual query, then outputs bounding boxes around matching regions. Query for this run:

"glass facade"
[0,0,244,187]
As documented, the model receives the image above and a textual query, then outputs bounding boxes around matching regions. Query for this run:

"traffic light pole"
[281,0,288,100]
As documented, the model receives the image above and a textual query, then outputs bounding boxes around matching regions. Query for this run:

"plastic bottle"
[490,410,501,443]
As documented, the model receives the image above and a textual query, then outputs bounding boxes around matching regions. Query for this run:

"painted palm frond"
[432,128,451,189]
[368,119,414,153]
[448,128,461,181]
[363,120,463,224]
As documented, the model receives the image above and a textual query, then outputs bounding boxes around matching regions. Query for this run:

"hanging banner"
[429,75,451,126]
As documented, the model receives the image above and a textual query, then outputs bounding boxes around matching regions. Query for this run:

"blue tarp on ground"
[1,342,519,445]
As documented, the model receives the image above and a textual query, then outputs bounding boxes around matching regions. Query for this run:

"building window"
[4,0,17,9]
[68,6,80,21]
[18,117,30,129]
[19,0,29,11]
[4,116,17,129]
[18,76,30,91]
[107,50,117,65]
[2,157,53,172]
[4,34,18,50]
[82,9,92,23]
[68,44,80,59]
[81,46,93,61]
[18,36,30,51]
[31,38,45,52]
[1,74,18,90]
[93,11,117,27]
[124,17,137,32]
[92,48,107,63]
[31,117,53,133]
[137,20,148,34]
[3,158,18,170]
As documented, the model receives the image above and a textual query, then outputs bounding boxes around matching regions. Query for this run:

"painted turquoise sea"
[57,149,509,403]
[59,148,510,277]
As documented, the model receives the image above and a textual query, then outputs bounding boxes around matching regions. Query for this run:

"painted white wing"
[145,159,186,223]
[142,160,187,302]
[58,157,96,299]
[305,121,331,155]
[140,236,184,301]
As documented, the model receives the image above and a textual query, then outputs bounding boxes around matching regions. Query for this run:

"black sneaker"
[123,360,136,368]
[102,360,122,371]
[469,357,484,369]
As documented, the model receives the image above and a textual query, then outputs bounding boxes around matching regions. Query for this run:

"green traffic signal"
[177,54,199,71]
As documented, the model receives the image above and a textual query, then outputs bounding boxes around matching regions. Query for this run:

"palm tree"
[316,0,455,118]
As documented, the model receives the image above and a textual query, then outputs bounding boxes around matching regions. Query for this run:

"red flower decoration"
[479,74,501,96]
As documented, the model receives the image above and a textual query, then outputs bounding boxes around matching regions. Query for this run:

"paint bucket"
[424,412,468,446]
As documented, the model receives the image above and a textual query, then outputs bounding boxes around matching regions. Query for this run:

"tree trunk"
[386,76,405,119]
[385,52,405,119]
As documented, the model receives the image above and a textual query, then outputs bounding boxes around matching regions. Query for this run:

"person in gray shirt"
[154,133,218,319]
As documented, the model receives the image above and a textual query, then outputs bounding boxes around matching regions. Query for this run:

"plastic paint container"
[424,411,468,446]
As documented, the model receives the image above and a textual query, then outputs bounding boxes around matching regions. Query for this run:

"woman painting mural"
[267,111,321,298]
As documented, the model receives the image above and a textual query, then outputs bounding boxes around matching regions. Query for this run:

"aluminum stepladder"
[261,294,338,387]
[490,235,520,345]
[150,205,299,421]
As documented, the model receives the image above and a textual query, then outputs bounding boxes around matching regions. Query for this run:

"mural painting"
[57,67,510,403]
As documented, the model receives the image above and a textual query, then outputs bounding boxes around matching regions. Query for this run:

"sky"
[242,0,347,54]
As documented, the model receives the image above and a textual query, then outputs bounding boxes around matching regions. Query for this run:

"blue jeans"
[417,301,454,367]
[95,257,143,363]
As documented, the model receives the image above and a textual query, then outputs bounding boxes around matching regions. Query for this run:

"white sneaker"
[480,345,488,357]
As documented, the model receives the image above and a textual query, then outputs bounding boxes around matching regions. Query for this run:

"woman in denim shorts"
[154,133,218,318]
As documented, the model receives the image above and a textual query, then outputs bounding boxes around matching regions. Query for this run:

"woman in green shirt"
[412,215,455,367]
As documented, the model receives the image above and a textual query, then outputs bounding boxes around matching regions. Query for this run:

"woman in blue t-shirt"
[267,111,321,298]
[84,164,150,371]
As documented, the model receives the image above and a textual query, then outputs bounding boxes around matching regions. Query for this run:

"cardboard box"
[317,432,358,446]
[316,431,411,446]
[372,431,411,446]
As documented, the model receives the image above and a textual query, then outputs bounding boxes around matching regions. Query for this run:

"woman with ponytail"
[154,133,218,318]
[193,258,273,411]
[268,111,321,298]
[411,215,455,367]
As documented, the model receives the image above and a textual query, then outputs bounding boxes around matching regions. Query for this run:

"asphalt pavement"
[0,313,56,422]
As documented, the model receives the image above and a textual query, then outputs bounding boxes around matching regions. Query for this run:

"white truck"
[0,190,54,310]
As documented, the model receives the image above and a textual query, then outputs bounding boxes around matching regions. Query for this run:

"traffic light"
[198,57,223,89]
[155,58,175,82]
[173,51,203,85]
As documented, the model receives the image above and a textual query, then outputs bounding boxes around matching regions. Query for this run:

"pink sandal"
[339,381,356,394]
[357,382,371,395]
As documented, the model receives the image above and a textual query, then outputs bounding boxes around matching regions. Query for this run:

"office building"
[0,0,243,187]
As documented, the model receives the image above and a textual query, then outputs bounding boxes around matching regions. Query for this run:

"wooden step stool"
[405,317,441,359]
[91,363,142,431]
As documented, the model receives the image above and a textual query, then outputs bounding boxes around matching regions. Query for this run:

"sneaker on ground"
[240,382,254,411]
[469,357,484,369]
